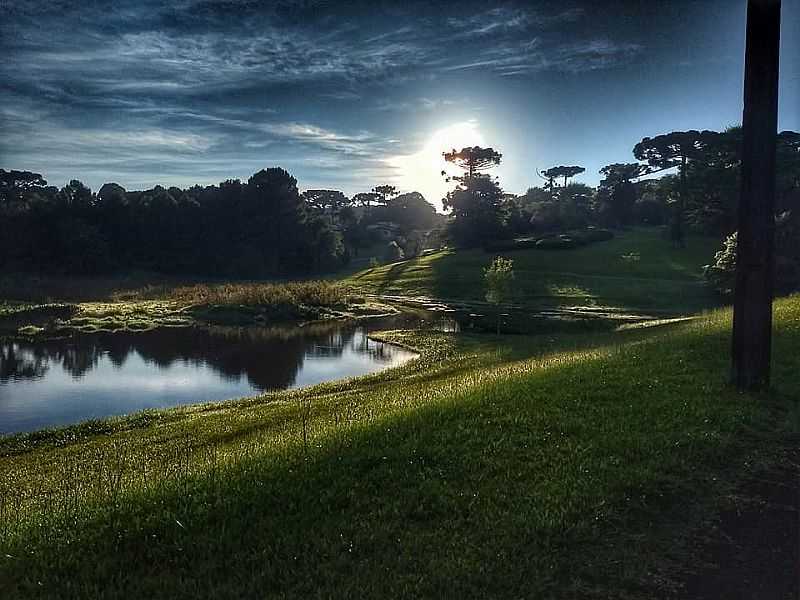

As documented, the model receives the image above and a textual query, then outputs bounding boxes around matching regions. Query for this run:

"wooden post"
[731,0,781,390]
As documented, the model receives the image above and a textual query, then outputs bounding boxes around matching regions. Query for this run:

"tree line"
[442,128,799,246]
[2,126,797,282]
[440,128,799,291]
[0,169,440,277]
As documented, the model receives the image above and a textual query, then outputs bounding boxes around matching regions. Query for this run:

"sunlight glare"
[388,120,485,212]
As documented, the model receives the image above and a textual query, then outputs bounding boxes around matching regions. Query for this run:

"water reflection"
[0,316,437,434]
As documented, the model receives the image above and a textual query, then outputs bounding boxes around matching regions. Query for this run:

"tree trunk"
[731,0,781,391]
[676,154,687,247]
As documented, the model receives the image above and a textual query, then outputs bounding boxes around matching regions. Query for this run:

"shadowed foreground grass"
[0,297,798,598]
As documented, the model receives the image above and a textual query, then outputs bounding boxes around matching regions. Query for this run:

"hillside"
[1,292,797,598]
[346,228,722,315]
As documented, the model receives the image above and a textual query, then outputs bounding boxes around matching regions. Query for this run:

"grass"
[345,228,722,315]
[0,281,391,336]
[1,295,797,598]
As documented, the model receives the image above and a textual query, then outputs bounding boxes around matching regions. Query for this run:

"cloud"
[373,97,456,112]
[0,0,649,192]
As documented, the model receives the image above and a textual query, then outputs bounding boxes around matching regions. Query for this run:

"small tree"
[484,256,515,334]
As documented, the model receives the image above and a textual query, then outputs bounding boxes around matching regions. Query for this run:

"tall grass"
[168,280,349,308]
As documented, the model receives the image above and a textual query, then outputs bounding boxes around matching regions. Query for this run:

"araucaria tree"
[443,146,505,247]
[443,146,502,178]
[597,163,645,226]
[372,185,398,207]
[633,130,717,246]
[539,165,585,189]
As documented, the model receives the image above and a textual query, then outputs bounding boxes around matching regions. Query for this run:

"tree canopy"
[444,147,502,178]
[539,165,585,188]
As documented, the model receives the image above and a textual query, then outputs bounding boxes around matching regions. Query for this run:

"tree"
[302,189,349,213]
[444,177,507,247]
[372,185,398,207]
[0,169,47,207]
[385,191,438,232]
[443,146,502,179]
[598,163,645,226]
[352,191,381,214]
[442,146,506,247]
[633,130,718,245]
[484,256,514,334]
[56,180,93,213]
[540,165,586,188]
[731,0,781,391]
[246,168,307,274]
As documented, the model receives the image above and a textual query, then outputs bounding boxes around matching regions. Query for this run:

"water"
[0,314,455,435]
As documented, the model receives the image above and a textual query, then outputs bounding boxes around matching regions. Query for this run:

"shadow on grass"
[3,314,793,599]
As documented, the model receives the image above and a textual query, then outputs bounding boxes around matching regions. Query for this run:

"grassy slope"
[1,296,798,598]
[346,228,722,314]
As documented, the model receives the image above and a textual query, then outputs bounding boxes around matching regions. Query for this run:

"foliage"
[633,130,720,245]
[539,165,585,189]
[443,146,507,248]
[443,146,502,177]
[705,210,800,295]
[169,280,348,309]
[484,256,514,305]
[703,232,738,295]
[383,192,438,232]
[0,168,348,278]
[301,189,350,212]
[596,163,645,227]
[372,185,398,206]
[444,175,507,248]
[526,183,593,233]
[484,256,514,333]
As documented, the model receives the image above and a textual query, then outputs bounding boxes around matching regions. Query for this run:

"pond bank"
[0,287,399,339]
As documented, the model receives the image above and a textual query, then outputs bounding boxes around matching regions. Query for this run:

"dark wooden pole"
[731,0,781,391]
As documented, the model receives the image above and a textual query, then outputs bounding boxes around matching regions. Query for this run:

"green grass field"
[346,228,722,314]
[1,292,797,598]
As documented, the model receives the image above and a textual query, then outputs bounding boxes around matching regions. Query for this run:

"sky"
[1,0,799,211]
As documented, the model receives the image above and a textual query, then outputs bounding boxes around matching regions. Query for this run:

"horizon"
[2,0,799,211]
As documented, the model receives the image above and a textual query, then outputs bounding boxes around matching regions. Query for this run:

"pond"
[0,313,456,435]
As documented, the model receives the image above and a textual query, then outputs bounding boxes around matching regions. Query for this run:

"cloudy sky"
[1,0,798,209]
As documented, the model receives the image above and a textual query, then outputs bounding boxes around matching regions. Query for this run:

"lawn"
[1,293,797,598]
[345,228,723,314]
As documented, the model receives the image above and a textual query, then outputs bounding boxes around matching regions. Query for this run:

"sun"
[388,120,485,212]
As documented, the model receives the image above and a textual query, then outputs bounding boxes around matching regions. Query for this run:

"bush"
[169,281,348,309]
[536,235,581,250]
[483,237,540,252]
[582,228,615,243]
[704,232,737,295]
[705,222,800,296]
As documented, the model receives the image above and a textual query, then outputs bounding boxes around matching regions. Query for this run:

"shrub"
[536,235,580,250]
[169,281,348,309]
[705,219,800,296]
[582,228,615,242]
